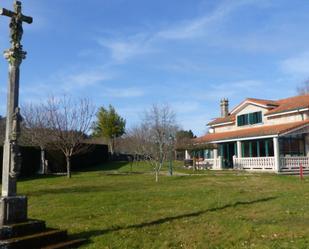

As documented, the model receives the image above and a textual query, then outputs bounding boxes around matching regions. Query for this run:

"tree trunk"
[109,140,114,156]
[193,157,196,171]
[155,170,159,182]
[39,148,45,174]
[66,155,71,178]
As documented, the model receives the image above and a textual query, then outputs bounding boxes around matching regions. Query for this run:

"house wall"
[265,112,308,125]
[212,104,309,133]
[213,123,234,132]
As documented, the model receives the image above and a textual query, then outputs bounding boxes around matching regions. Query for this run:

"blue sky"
[1,0,309,136]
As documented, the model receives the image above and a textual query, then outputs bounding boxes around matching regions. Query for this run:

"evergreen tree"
[93,105,126,154]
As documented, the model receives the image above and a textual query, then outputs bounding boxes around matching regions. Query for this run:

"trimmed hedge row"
[0,144,109,178]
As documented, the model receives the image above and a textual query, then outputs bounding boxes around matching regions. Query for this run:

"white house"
[187,95,309,173]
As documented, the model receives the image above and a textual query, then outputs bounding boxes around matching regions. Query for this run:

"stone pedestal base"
[0,196,27,225]
[0,219,86,248]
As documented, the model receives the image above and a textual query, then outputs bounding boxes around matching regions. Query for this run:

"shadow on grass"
[16,162,130,182]
[77,161,129,172]
[99,171,146,176]
[73,196,278,244]
[18,174,66,183]
[24,185,112,196]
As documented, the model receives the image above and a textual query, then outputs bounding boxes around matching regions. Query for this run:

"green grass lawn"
[16,162,309,249]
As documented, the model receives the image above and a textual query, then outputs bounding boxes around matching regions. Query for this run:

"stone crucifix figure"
[0,1,32,225]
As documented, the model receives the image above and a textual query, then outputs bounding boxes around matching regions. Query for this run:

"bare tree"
[297,79,309,95]
[125,104,178,182]
[21,104,53,174]
[46,96,95,178]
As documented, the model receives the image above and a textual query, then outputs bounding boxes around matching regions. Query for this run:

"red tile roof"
[195,120,309,143]
[208,115,235,126]
[265,95,309,116]
[245,98,278,107]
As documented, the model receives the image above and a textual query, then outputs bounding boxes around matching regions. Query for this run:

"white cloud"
[63,71,108,88]
[191,80,263,101]
[103,87,145,98]
[280,51,309,76]
[171,101,200,114]
[22,68,111,100]
[157,0,250,40]
[97,0,268,63]
[98,33,155,63]
[161,60,206,72]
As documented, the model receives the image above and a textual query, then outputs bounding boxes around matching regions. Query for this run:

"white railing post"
[273,137,280,173]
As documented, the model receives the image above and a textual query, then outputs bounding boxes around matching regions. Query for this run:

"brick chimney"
[220,98,229,117]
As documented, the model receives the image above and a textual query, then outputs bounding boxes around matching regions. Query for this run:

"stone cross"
[0,1,32,225]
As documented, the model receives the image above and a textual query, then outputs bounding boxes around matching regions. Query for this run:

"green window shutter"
[234,142,237,156]
[219,144,224,157]
[253,112,258,123]
[237,115,243,126]
[226,144,229,159]
[249,113,254,124]
[257,112,262,123]
[257,141,260,157]
[265,140,269,157]
[243,114,247,126]
[249,142,253,157]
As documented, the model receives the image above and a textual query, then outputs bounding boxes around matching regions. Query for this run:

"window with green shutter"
[237,111,262,127]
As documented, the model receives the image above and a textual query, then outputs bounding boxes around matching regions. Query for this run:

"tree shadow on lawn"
[76,161,130,172]
[17,161,130,182]
[72,196,278,245]
[23,185,113,197]
[18,174,65,183]
[98,171,146,176]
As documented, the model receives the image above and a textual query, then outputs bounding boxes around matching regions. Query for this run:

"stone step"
[0,219,46,240]
[0,229,67,249]
[41,239,87,249]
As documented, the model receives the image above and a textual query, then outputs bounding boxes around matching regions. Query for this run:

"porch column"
[237,141,242,158]
[213,148,220,169]
[213,148,218,159]
[185,150,191,160]
[273,137,280,173]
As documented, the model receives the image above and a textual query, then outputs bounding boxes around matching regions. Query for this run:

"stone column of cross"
[0,0,32,225]
[1,0,32,197]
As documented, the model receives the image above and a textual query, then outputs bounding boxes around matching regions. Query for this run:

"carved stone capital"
[3,47,26,67]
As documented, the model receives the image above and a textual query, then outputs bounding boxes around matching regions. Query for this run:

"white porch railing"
[233,156,275,171]
[196,157,222,170]
[280,157,309,172]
